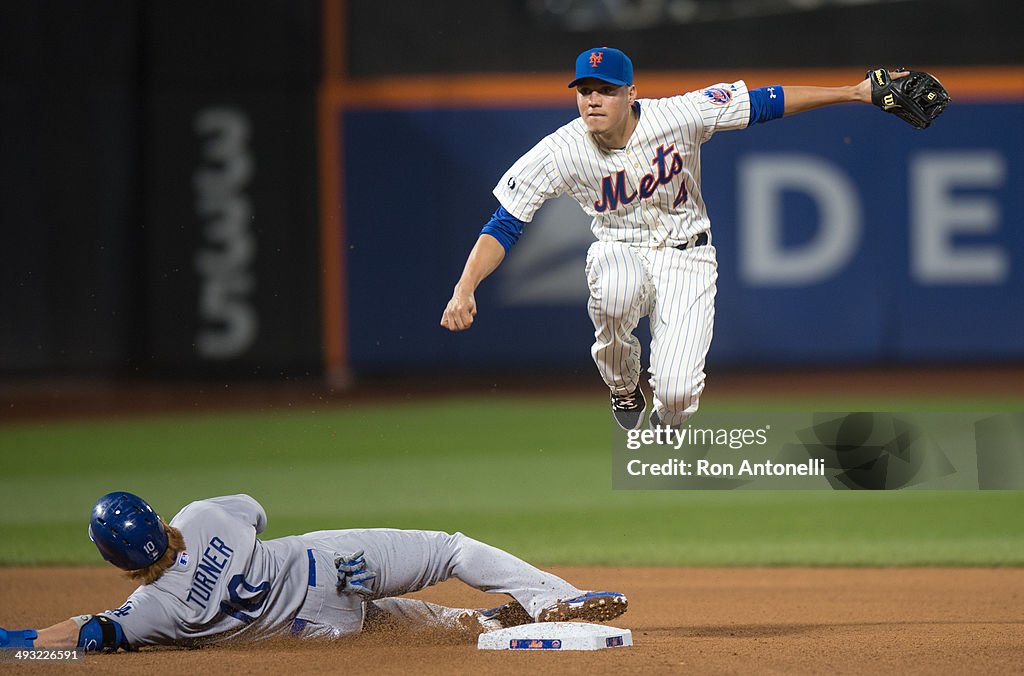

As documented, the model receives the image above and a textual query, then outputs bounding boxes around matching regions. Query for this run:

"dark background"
[1,0,1019,381]
[348,0,1021,75]
[1,1,321,379]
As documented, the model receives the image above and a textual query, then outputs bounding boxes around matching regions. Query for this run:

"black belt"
[673,232,709,251]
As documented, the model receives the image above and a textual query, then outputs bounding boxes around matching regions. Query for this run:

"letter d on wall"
[739,154,861,286]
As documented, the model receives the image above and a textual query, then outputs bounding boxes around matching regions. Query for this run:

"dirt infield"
[2,566,1021,674]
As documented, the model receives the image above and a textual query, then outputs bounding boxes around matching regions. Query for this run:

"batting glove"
[335,550,376,596]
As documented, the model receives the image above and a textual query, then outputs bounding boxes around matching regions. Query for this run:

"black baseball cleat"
[610,386,646,430]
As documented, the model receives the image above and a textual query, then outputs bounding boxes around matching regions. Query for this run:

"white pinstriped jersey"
[494,81,751,248]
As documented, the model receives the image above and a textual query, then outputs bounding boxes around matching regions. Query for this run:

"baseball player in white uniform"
[0,492,627,651]
[441,47,899,430]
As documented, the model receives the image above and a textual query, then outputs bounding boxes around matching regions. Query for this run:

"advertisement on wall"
[340,94,1022,370]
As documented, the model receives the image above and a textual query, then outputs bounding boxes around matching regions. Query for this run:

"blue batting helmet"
[88,492,169,571]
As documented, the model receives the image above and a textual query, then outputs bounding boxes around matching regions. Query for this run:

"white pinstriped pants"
[585,240,718,427]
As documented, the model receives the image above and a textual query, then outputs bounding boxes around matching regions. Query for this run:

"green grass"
[1,396,1022,566]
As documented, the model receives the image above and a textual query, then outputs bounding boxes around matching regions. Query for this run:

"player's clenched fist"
[440,287,477,331]
[441,233,505,332]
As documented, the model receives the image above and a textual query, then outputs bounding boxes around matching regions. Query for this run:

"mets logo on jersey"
[589,51,603,68]
[702,87,732,105]
[594,143,688,213]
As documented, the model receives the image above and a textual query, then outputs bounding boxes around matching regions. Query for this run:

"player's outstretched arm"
[3,614,126,651]
[782,71,904,115]
[440,234,506,332]
[32,619,80,648]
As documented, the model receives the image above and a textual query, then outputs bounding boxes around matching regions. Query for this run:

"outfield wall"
[340,94,1023,370]
[3,1,1021,379]
[0,1,323,377]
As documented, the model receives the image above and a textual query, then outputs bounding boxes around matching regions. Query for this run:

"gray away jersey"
[99,495,311,648]
[494,81,751,248]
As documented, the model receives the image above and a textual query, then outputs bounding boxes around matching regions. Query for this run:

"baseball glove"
[867,68,950,129]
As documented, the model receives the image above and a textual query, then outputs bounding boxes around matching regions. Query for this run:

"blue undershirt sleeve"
[748,86,786,125]
[480,205,526,253]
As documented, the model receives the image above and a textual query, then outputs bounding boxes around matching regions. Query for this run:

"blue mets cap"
[568,47,634,88]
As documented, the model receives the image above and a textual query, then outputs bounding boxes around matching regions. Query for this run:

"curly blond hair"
[123,519,186,585]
